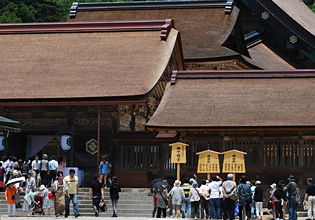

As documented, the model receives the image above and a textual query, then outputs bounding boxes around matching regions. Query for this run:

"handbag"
[270,198,275,206]
[99,199,107,212]
[159,191,169,209]
[234,202,239,217]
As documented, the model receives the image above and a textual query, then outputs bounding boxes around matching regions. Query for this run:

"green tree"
[303,0,315,13]
[0,0,67,23]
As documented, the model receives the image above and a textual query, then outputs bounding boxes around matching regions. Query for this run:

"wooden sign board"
[222,149,247,173]
[170,142,187,164]
[196,150,220,173]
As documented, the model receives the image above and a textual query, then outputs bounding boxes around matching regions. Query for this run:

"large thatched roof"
[68,1,242,60]
[0,20,181,103]
[147,69,315,130]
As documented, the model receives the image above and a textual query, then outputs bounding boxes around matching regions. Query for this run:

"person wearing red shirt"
[5,183,17,216]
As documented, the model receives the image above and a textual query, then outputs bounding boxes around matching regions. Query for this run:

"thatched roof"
[147,69,315,130]
[0,20,181,103]
[248,42,296,69]
[68,1,242,60]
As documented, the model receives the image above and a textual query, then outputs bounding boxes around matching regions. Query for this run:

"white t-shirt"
[199,184,210,200]
[31,160,41,170]
[208,181,222,199]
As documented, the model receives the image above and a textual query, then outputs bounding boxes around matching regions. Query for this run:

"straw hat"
[270,183,276,189]
[174,180,181,187]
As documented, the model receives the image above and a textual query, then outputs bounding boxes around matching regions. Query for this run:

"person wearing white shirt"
[31,155,41,187]
[208,175,223,219]
[200,180,210,219]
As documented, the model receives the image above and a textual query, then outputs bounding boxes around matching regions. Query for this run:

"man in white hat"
[222,173,237,220]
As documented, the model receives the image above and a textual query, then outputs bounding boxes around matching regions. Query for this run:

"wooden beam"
[0,100,146,107]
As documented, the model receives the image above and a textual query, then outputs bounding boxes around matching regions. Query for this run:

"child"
[5,183,17,216]
[110,176,121,217]
[40,185,52,216]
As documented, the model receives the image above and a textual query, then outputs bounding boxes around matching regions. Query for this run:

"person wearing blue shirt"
[238,175,252,220]
[48,155,58,187]
[99,156,110,188]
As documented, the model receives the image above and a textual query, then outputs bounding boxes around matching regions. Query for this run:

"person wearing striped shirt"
[181,178,194,218]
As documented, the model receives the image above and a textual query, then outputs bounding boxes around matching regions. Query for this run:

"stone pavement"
[0,216,310,220]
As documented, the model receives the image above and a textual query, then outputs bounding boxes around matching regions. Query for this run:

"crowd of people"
[3,154,315,219]
[0,155,64,187]
[0,154,120,218]
[152,174,315,220]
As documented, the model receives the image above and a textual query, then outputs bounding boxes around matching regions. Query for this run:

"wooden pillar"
[207,173,210,180]
[177,163,180,180]
[97,105,101,172]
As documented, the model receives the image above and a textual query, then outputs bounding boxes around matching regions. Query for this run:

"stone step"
[0,188,154,217]
[0,213,153,217]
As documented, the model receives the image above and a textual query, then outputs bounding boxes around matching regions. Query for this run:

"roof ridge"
[170,69,315,84]
[0,20,174,40]
[69,0,235,18]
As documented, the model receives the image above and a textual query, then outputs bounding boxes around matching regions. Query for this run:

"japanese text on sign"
[222,150,246,173]
[170,142,187,164]
[197,150,220,173]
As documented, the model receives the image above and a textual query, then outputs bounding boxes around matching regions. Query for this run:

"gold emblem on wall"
[86,139,98,155]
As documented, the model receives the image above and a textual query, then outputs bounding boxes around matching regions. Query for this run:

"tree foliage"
[0,0,67,23]
[303,0,315,13]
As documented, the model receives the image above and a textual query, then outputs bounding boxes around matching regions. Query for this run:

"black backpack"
[21,163,29,175]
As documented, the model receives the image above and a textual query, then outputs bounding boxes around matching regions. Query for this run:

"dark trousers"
[156,207,166,218]
[201,197,210,219]
[152,202,157,218]
[210,198,221,219]
[40,170,48,186]
[288,197,297,220]
[5,173,11,184]
[191,201,200,218]
[48,170,56,186]
[275,201,283,219]
[239,202,251,220]
[223,198,235,220]
[92,196,100,214]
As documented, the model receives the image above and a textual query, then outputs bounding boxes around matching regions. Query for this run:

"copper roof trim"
[70,0,235,18]
[170,69,315,84]
[0,19,174,40]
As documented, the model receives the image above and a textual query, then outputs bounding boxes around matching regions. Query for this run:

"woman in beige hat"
[168,180,185,218]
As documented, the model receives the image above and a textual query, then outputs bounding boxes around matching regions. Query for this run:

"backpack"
[240,184,252,203]
[21,163,29,175]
